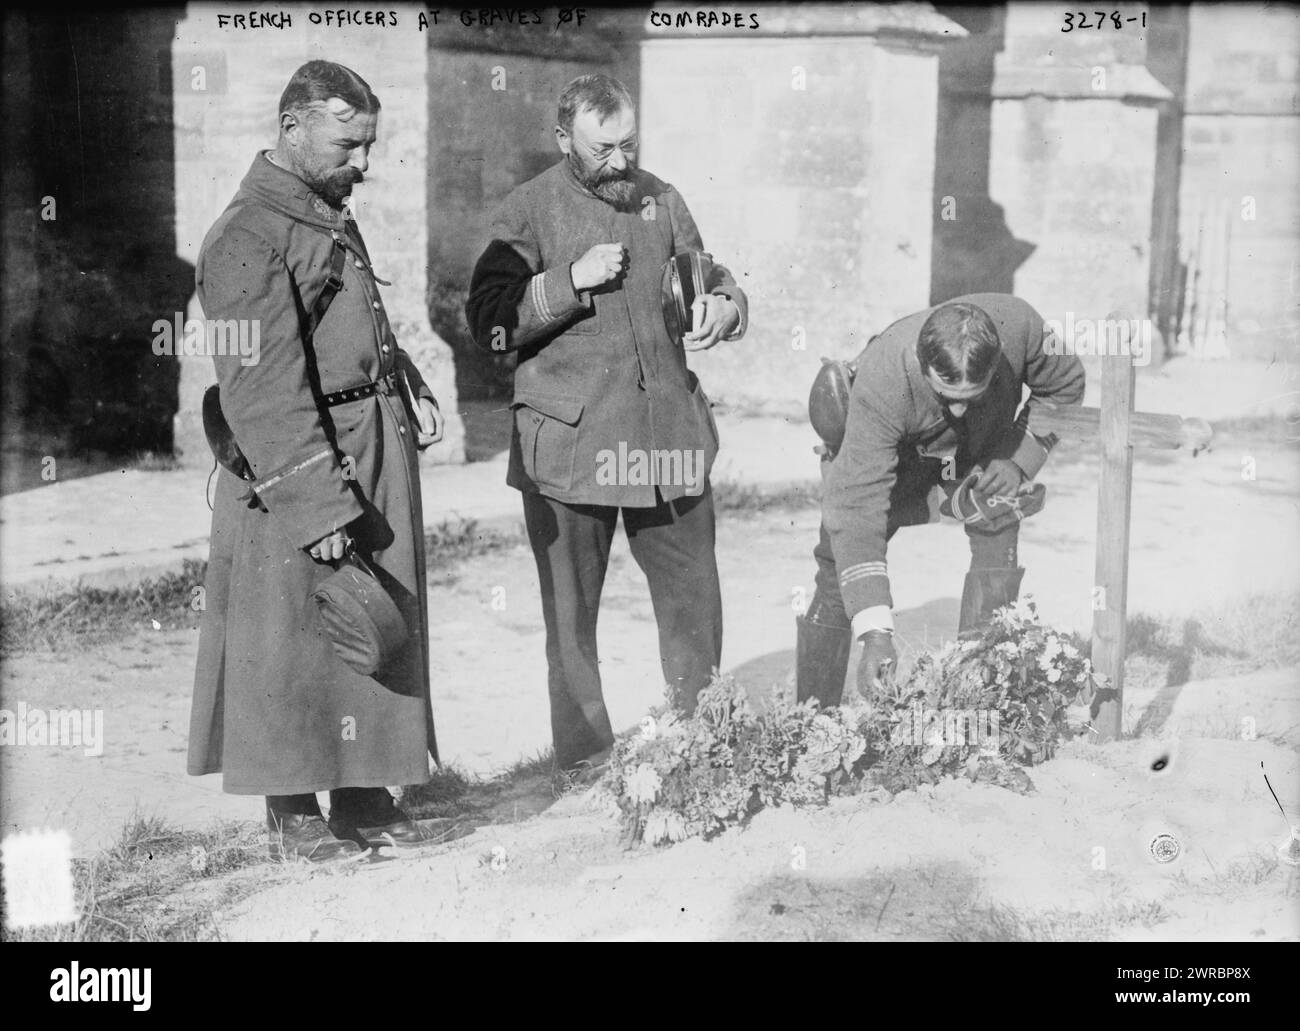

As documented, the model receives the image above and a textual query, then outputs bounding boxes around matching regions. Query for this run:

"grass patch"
[424,518,521,563]
[0,519,525,656]
[400,750,582,825]
[398,763,476,817]
[0,559,207,655]
[1200,413,1300,444]
[1,810,273,942]
[1122,591,1300,693]
[3,752,586,942]
[129,450,184,473]
[713,480,819,514]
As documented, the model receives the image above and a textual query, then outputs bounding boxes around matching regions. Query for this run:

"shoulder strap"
[303,231,348,342]
[205,209,354,491]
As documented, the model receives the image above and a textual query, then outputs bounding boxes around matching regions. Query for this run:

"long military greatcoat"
[187,153,437,796]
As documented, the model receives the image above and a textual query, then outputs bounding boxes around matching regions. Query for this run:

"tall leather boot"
[957,567,1026,638]
[795,614,853,708]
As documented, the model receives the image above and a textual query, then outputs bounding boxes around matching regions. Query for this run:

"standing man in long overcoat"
[188,61,444,860]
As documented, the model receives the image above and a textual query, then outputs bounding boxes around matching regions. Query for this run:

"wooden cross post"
[1027,320,1212,743]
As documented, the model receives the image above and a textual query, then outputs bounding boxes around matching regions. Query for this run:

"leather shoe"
[329,787,428,846]
[266,811,366,863]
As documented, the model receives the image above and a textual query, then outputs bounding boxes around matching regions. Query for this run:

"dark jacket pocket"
[512,391,586,492]
[687,371,720,453]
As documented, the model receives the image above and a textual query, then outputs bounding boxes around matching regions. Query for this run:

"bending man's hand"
[856,630,897,698]
[683,294,740,352]
[973,459,1025,496]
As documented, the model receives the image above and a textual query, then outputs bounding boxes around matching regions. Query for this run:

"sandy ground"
[214,729,1300,942]
[1,390,1298,938]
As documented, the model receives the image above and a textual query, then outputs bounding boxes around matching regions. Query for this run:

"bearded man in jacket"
[465,74,748,772]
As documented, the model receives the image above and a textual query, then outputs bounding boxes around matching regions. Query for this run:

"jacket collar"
[235,151,346,232]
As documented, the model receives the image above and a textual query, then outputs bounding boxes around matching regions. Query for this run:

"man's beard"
[303,164,363,210]
[568,150,638,210]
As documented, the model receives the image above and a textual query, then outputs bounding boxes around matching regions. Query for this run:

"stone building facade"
[1,2,1295,472]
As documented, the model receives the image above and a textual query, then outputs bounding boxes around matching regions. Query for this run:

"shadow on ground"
[723,859,981,941]
[726,595,964,705]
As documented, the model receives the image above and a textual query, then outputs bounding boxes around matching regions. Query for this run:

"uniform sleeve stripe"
[253,447,334,494]
[531,273,555,324]
[839,561,888,586]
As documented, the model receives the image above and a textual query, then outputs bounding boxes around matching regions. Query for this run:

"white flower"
[1061,642,1079,660]
[643,809,670,844]
[1046,667,1062,683]
[1007,598,1038,624]
[643,809,686,845]
[625,763,662,806]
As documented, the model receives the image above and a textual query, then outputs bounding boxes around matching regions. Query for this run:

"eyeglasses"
[570,133,638,164]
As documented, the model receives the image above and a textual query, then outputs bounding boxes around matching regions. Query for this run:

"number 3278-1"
[1062,11,1147,32]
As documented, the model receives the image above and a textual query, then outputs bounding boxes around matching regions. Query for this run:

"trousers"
[522,484,724,769]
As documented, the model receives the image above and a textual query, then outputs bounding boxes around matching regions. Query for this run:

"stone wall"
[7,1,1293,478]
[985,2,1169,331]
[638,4,960,417]
[1179,3,1300,361]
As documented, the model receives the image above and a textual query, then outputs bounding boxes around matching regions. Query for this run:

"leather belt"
[323,371,398,407]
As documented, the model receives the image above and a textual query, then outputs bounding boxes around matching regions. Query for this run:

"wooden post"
[1091,347,1136,741]
[1027,358,1211,744]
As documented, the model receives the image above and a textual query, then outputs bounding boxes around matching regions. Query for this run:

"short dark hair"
[557,74,633,135]
[916,302,1001,384]
[278,60,380,119]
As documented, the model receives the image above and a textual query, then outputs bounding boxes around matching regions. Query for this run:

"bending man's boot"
[795,613,853,708]
[957,567,1026,638]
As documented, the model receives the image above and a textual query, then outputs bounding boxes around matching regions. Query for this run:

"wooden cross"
[1026,324,1212,742]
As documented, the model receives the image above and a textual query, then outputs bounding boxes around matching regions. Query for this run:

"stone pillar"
[988,1,1171,325]
[637,3,963,416]
[1180,3,1300,361]
[171,3,464,466]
